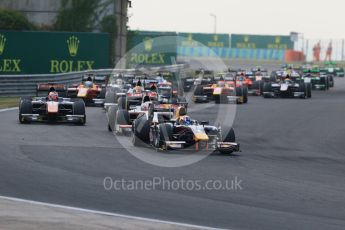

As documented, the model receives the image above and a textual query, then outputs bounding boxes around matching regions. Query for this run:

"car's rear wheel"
[194,85,204,96]
[219,127,236,154]
[73,100,86,125]
[19,99,32,124]
[262,83,272,98]
[306,83,312,98]
[99,88,106,99]
[132,114,150,146]
[243,87,248,103]
[115,109,130,134]
[118,96,127,110]
[153,123,173,149]
[235,87,244,104]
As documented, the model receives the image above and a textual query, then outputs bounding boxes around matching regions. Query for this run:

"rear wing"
[36,83,66,96]
[82,75,109,86]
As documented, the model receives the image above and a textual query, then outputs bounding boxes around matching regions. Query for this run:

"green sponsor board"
[231,34,293,49]
[127,30,177,66]
[179,33,229,48]
[0,31,109,74]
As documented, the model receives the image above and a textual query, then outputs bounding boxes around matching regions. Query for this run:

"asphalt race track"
[1,78,345,229]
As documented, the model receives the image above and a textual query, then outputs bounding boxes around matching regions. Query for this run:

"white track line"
[0,195,224,230]
[0,107,17,113]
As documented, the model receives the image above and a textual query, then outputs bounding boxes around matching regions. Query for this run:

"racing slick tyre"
[306,83,312,98]
[99,88,106,99]
[114,109,130,135]
[117,96,127,110]
[194,85,204,96]
[107,104,118,132]
[151,123,173,149]
[251,81,262,95]
[19,99,32,124]
[215,93,229,104]
[219,127,236,154]
[193,85,205,103]
[262,83,272,98]
[132,114,150,146]
[270,75,277,82]
[222,127,236,142]
[235,87,244,104]
[329,76,334,87]
[243,87,248,103]
[259,80,264,95]
[298,83,307,99]
[73,100,86,125]
[105,91,116,104]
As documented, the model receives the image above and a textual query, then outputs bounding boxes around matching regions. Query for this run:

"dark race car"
[19,88,86,125]
[262,75,311,99]
[131,106,240,154]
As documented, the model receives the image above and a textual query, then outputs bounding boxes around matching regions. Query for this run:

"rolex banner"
[231,34,293,49]
[179,33,229,48]
[127,31,177,67]
[0,31,110,74]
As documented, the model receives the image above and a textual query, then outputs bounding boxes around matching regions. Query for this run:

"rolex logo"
[67,36,79,57]
[275,36,281,44]
[143,37,153,51]
[213,35,219,41]
[244,35,249,42]
[0,34,6,55]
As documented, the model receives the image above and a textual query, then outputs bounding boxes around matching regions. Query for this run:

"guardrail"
[0,69,115,96]
[0,64,188,96]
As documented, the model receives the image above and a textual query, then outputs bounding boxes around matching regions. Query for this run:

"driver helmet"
[134,85,142,93]
[48,91,58,101]
[180,115,191,125]
[116,78,123,85]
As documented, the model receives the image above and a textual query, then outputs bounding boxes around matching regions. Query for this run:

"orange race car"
[193,75,248,104]
[66,75,108,106]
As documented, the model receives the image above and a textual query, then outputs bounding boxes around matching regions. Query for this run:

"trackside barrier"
[0,64,188,96]
[0,69,114,96]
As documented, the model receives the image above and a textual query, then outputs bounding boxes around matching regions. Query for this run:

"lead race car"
[19,87,86,125]
[131,106,240,154]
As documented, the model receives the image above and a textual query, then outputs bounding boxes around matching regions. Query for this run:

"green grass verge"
[0,97,19,109]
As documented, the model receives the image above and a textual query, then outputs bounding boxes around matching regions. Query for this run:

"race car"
[108,90,187,135]
[66,75,107,105]
[302,68,330,90]
[183,77,195,92]
[193,75,248,104]
[131,106,240,154]
[321,61,344,77]
[19,87,86,124]
[117,83,158,111]
[262,75,311,99]
[236,71,265,96]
